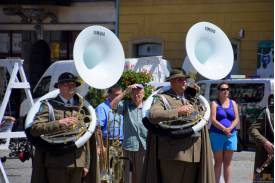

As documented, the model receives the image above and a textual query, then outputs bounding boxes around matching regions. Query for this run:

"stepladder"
[0,59,34,183]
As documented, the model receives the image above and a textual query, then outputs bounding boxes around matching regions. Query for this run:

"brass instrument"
[107,110,123,183]
[97,110,123,183]
[40,95,90,144]
[96,123,110,182]
[143,86,210,138]
[158,98,206,130]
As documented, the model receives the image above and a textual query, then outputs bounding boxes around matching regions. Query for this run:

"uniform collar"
[59,94,74,106]
[166,89,186,99]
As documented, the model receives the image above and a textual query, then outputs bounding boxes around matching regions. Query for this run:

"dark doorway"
[29,40,51,88]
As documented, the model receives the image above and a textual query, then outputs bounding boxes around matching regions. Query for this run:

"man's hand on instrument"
[96,145,106,156]
[59,117,77,128]
[96,146,100,155]
[83,167,89,177]
[177,104,194,115]
[263,140,274,155]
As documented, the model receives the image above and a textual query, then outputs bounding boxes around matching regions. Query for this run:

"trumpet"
[107,110,123,183]
[96,123,110,182]
[97,110,123,183]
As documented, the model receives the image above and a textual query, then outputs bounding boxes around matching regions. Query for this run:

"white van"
[197,78,274,150]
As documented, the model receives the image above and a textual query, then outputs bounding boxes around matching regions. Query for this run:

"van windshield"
[33,76,51,98]
[210,83,265,104]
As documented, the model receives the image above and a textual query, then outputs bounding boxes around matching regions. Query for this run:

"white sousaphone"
[25,26,125,151]
[142,22,234,137]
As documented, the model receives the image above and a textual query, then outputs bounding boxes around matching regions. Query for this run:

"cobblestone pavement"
[0,151,255,183]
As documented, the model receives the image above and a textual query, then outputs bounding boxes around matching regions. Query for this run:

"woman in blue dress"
[209,82,239,183]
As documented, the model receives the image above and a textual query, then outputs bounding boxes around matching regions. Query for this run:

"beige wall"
[119,0,274,76]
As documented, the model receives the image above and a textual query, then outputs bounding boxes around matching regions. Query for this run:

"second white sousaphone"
[183,21,234,80]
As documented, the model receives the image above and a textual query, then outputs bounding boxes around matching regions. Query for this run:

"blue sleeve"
[95,105,107,127]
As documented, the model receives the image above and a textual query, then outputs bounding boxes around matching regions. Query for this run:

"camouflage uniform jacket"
[30,94,90,169]
[148,89,201,162]
[248,108,274,180]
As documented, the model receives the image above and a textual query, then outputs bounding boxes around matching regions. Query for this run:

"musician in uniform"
[30,72,97,183]
[248,95,274,182]
[142,69,214,183]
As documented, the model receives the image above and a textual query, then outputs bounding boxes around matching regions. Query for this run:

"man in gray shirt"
[111,84,147,183]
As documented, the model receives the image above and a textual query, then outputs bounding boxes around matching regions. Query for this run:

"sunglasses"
[219,88,229,91]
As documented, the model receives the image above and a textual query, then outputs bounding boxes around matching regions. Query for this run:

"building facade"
[0,0,117,117]
[0,0,117,87]
[119,0,274,77]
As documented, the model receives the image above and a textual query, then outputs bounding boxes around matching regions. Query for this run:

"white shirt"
[59,95,74,106]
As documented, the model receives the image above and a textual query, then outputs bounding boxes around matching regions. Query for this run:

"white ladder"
[0,59,34,183]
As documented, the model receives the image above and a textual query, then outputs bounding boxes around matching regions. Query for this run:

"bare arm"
[228,100,239,130]
[110,92,126,110]
[110,84,139,109]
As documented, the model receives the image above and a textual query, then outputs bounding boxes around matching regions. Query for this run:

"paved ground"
[227,151,255,183]
[0,150,255,183]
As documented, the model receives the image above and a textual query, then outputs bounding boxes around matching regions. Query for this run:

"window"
[47,31,79,61]
[130,39,163,58]
[135,43,162,57]
[0,32,22,58]
[33,76,51,98]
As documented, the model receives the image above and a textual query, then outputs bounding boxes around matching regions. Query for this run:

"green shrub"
[117,70,153,99]
[85,70,154,106]
[85,88,106,108]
